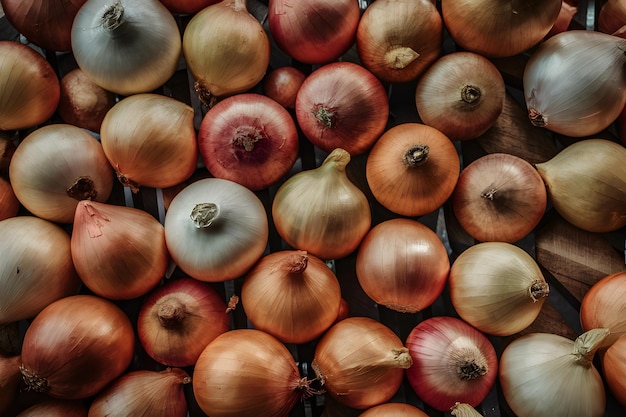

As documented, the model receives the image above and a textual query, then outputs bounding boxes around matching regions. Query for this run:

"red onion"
[159,0,220,15]
[263,66,307,109]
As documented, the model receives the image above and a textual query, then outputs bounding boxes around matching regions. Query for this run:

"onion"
[366,123,460,217]
[415,52,506,141]
[405,316,498,411]
[449,242,549,336]
[0,355,21,415]
[295,62,389,156]
[241,250,342,344]
[602,333,626,408]
[0,41,60,131]
[359,402,429,417]
[355,218,450,313]
[547,0,579,37]
[599,0,626,37]
[0,216,80,324]
[159,0,219,15]
[580,271,626,347]
[312,316,413,410]
[193,328,312,417]
[198,93,299,191]
[262,66,307,109]
[20,294,135,399]
[0,177,19,221]
[100,93,198,192]
[137,277,230,367]
[9,124,114,224]
[57,68,116,133]
[450,403,483,417]
[441,0,562,57]
[267,0,360,65]
[15,399,87,417]
[164,177,269,282]
[535,138,626,233]
[451,153,547,243]
[71,0,182,96]
[0,135,16,176]
[88,368,191,417]
[272,148,371,261]
[182,0,270,107]
[0,0,86,51]
[71,200,170,300]
[523,30,626,137]
[499,328,609,417]
[356,0,443,83]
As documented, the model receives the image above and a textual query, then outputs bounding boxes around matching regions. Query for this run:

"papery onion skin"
[137,277,230,367]
[356,0,443,84]
[0,355,21,415]
[0,136,17,176]
[535,138,626,233]
[355,218,450,313]
[449,242,549,336]
[451,153,547,243]
[295,62,389,156]
[193,328,309,417]
[405,316,498,411]
[415,52,506,141]
[159,0,220,14]
[366,123,460,217]
[0,216,80,324]
[0,41,60,131]
[580,271,626,347]
[313,317,413,410]
[71,0,182,96]
[198,93,299,191]
[20,294,135,399]
[602,333,626,408]
[15,399,88,417]
[0,177,19,221]
[71,200,169,300]
[263,66,307,109]
[359,402,429,417]
[268,0,360,65]
[441,0,562,57]
[9,124,114,223]
[599,0,626,37]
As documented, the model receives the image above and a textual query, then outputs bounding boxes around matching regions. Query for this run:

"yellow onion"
[359,402,429,416]
[580,271,626,347]
[602,333,626,408]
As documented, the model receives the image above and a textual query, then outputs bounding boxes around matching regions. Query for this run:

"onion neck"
[384,46,420,69]
[67,176,98,201]
[527,90,547,127]
[228,0,248,12]
[102,1,125,32]
[403,145,430,167]
[82,202,110,238]
[233,126,264,152]
[190,203,220,228]
[449,343,488,381]
[282,251,309,274]
[528,280,550,302]
[321,148,351,172]
[573,328,610,367]
[461,85,481,105]
[20,365,48,393]
[195,82,218,108]
[116,169,140,194]
[157,298,188,329]
[314,106,336,129]
[480,186,498,200]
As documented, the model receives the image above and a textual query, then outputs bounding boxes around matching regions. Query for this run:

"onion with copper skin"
[602,334,626,408]
[198,93,299,191]
[366,123,460,217]
[15,399,87,417]
[267,0,360,65]
[355,218,450,313]
[451,153,547,243]
[356,0,443,84]
[599,0,626,37]
[137,277,231,367]
[359,403,430,417]
[0,177,19,221]
[263,66,307,109]
[0,41,60,131]
[405,316,498,412]
[580,271,626,348]
[20,294,135,400]
[295,62,389,156]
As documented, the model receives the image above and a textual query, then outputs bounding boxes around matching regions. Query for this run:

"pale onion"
[535,138,626,233]
[71,200,169,300]
[366,123,460,217]
[405,316,498,411]
[272,148,371,261]
[441,0,562,57]
[415,52,506,141]
[0,355,21,415]
[499,328,609,417]
[355,218,450,313]
[449,242,549,336]
[451,153,547,243]
[267,0,360,65]
[599,0,626,37]
[137,277,230,367]
[450,403,483,417]
[241,250,342,344]
[57,68,116,133]
[193,328,312,417]
[15,399,87,417]
[295,62,389,156]
[182,0,270,106]
[0,177,19,221]
[0,0,86,51]
[0,216,80,324]
[0,41,60,131]
[356,0,443,83]
[312,316,413,410]
[263,66,307,109]
[20,294,135,399]
[9,124,114,223]
[198,93,299,191]
[88,368,191,417]
[580,271,626,347]
[100,93,198,192]
[523,30,626,137]
[602,333,626,407]
[359,402,429,417]
[159,0,219,15]
[164,177,269,282]
[71,0,182,95]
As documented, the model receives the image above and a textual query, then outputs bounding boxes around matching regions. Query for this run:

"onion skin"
[580,271,626,348]
[359,403,429,416]
[602,333,626,408]
[599,0,626,37]
[15,399,88,417]
[20,294,135,400]
[0,41,60,131]
[263,66,307,109]
[0,177,19,221]
[0,136,17,176]
[159,0,220,14]
[0,355,21,415]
